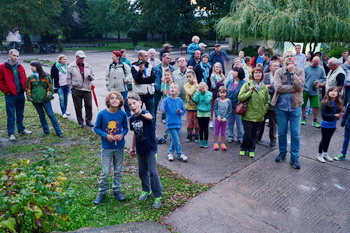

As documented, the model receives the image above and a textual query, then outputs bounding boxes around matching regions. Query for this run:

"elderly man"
[321,58,345,95]
[0,49,31,140]
[173,57,192,100]
[209,44,230,74]
[250,46,265,68]
[151,53,174,122]
[67,50,95,128]
[131,50,155,117]
[295,44,306,69]
[271,51,305,169]
[188,50,201,70]
[301,56,326,127]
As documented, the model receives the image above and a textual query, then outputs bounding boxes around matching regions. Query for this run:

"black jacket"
[321,102,340,122]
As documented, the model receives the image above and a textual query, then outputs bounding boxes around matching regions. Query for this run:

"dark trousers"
[71,88,93,125]
[197,117,210,140]
[137,150,163,197]
[140,93,155,117]
[153,90,162,123]
[319,127,336,153]
[257,109,277,142]
[241,120,261,152]
[5,93,26,136]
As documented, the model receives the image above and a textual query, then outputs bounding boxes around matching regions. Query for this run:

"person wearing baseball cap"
[67,50,95,128]
[209,44,230,74]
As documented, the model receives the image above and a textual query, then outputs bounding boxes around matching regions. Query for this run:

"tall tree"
[216,0,350,52]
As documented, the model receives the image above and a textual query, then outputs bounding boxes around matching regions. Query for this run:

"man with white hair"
[173,57,192,100]
[271,51,305,169]
[148,48,161,67]
[321,57,345,95]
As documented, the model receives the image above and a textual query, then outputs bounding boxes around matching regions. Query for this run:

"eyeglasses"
[285,55,295,58]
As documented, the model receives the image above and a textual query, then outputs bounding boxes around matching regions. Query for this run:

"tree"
[216,0,350,52]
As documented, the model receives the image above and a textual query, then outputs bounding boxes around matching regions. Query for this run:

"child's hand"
[142,113,153,120]
[176,109,181,115]
[222,118,227,122]
[114,134,124,141]
[202,86,208,93]
[106,134,115,142]
[217,116,221,121]
[129,148,136,157]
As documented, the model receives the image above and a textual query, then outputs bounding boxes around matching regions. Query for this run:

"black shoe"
[43,132,50,136]
[290,159,301,169]
[275,154,286,162]
[57,133,64,138]
[79,124,84,128]
[157,137,167,144]
[113,191,125,201]
[93,194,105,205]
[185,133,192,143]
[86,122,94,127]
[270,141,276,147]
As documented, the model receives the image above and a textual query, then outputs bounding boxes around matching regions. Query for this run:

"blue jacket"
[209,50,230,73]
[187,43,201,57]
[161,96,186,129]
[341,103,350,129]
[226,79,246,108]
[151,63,174,92]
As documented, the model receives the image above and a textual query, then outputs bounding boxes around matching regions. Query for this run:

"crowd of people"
[1,39,350,208]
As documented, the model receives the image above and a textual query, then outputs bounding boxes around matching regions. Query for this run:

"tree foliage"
[216,0,350,45]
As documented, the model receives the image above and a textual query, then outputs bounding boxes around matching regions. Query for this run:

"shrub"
[0,159,72,233]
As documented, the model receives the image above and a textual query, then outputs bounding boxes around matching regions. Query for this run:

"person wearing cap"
[105,50,133,117]
[199,43,207,54]
[67,50,95,128]
[187,36,202,57]
[209,44,230,74]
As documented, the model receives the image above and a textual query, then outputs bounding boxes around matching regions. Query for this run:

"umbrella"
[91,84,99,111]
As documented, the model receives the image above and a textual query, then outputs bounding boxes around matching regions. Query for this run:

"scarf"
[56,61,67,74]
[200,62,211,83]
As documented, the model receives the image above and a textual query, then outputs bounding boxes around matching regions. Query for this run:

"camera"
[137,60,144,66]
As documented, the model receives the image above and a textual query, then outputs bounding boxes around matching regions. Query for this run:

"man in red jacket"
[0,49,31,141]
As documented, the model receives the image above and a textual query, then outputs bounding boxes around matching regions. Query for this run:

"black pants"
[197,117,210,140]
[71,88,92,125]
[319,127,336,153]
[241,120,261,152]
[257,109,277,142]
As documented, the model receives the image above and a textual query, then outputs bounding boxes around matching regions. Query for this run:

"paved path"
[2,51,350,233]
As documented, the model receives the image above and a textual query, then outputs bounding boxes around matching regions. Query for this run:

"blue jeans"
[137,150,162,197]
[168,128,182,155]
[341,127,350,155]
[344,86,350,107]
[5,93,26,136]
[32,101,62,135]
[276,106,302,160]
[120,91,131,117]
[99,148,124,194]
[57,85,70,115]
[227,112,243,141]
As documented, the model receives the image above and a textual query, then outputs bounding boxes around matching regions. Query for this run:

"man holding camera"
[67,50,95,128]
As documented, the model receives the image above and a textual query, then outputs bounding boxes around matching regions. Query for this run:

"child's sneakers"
[179,154,188,162]
[139,191,152,201]
[239,151,246,156]
[185,133,192,142]
[323,153,333,162]
[194,134,199,143]
[221,144,227,151]
[316,153,326,163]
[153,197,162,208]
[301,119,307,125]
[203,140,208,148]
[249,152,255,158]
[199,141,204,148]
[167,153,174,161]
[213,143,219,150]
[312,121,321,128]
[334,154,346,161]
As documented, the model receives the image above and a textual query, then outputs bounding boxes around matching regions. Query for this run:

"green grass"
[0,93,211,232]
[66,41,163,52]
[23,58,54,67]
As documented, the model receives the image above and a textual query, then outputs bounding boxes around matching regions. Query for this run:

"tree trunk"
[118,31,121,43]
[23,34,33,53]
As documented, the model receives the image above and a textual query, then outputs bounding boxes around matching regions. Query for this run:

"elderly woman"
[105,50,132,117]
[148,48,161,67]
[238,67,270,158]
[50,54,70,118]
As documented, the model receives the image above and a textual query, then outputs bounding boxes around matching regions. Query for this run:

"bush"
[0,159,72,233]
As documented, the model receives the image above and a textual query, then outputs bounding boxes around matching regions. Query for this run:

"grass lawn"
[66,41,163,52]
[0,93,211,232]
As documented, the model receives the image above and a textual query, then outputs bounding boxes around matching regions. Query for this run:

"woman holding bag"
[238,67,269,158]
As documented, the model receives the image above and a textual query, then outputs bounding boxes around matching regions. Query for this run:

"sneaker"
[203,140,208,148]
[316,153,326,163]
[157,137,167,144]
[312,121,321,128]
[57,133,64,138]
[93,194,105,205]
[65,112,71,116]
[221,144,227,151]
[62,113,68,119]
[185,133,192,143]
[194,134,199,143]
[290,159,301,169]
[113,191,126,201]
[9,134,16,141]
[237,140,243,144]
[323,153,333,162]
[199,140,204,148]
[19,129,32,135]
[275,154,286,162]
[334,154,346,161]
[227,138,234,143]
[269,141,276,147]
[213,143,219,150]
[209,120,213,128]
[239,151,245,156]
[153,197,162,208]
[162,119,166,124]
[249,152,255,158]
[179,154,188,162]
[301,119,307,125]
[167,153,174,161]
[139,191,152,201]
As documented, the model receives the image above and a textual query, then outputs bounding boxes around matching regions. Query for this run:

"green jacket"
[192,91,213,112]
[26,73,54,103]
[238,80,270,122]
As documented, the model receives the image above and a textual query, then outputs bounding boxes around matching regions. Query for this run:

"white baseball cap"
[199,43,207,47]
[75,50,86,58]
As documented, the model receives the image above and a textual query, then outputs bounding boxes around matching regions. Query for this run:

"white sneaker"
[9,135,16,141]
[65,112,71,116]
[179,154,188,162]
[62,113,68,119]
[323,153,334,162]
[316,153,326,163]
[167,154,174,161]
[209,120,213,128]
[20,129,32,135]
